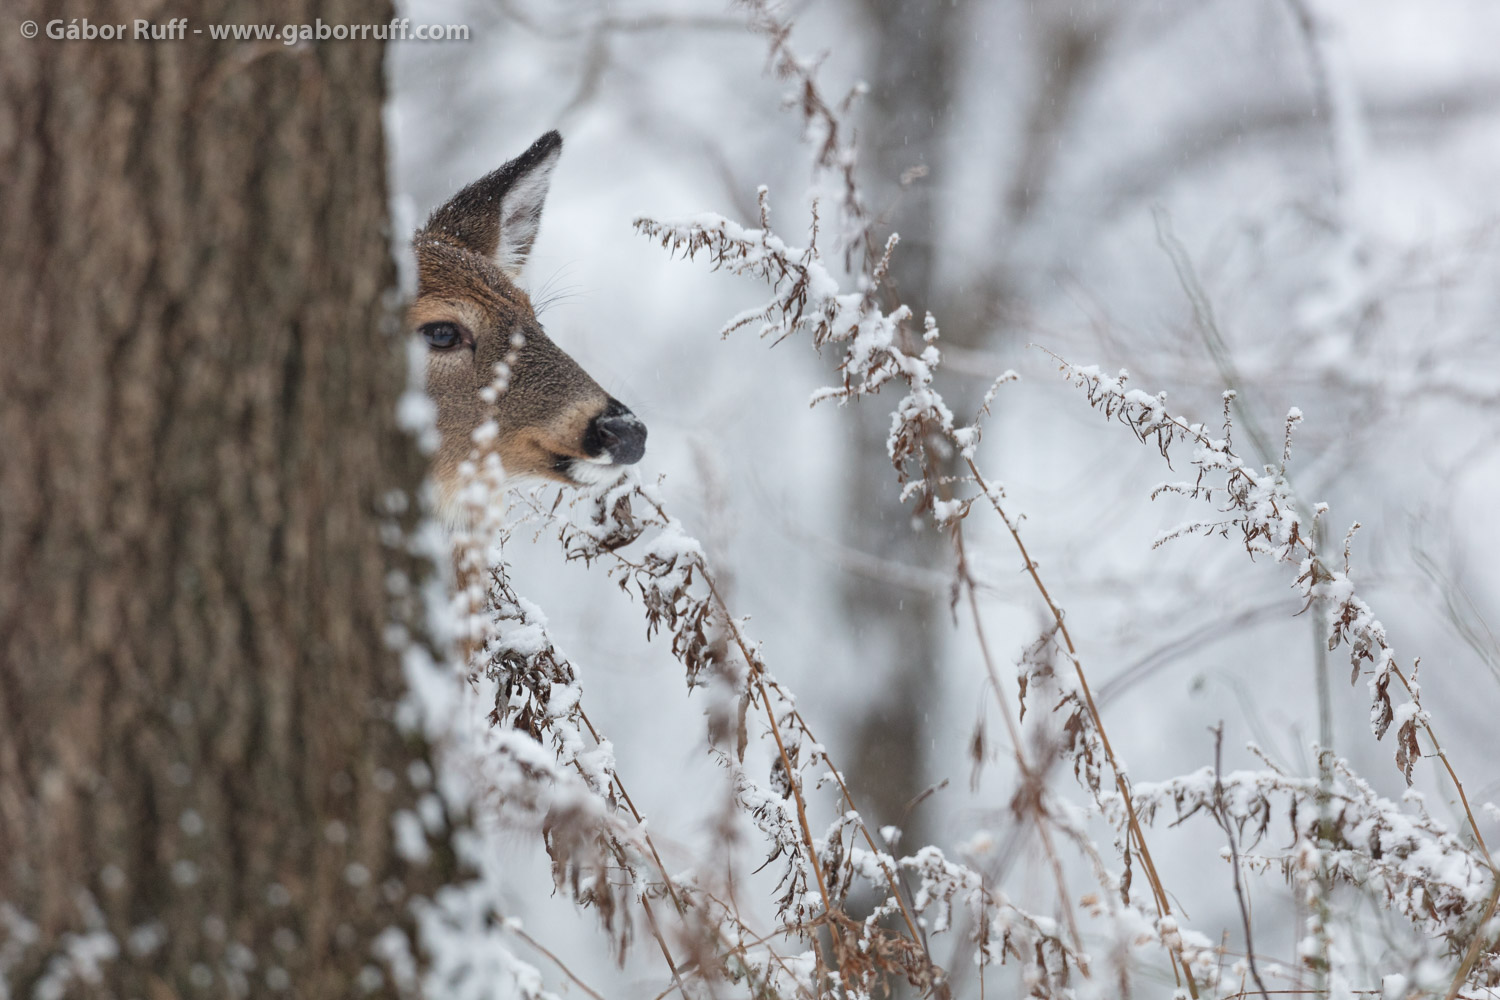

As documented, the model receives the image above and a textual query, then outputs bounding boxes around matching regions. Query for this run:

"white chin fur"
[563,457,627,487]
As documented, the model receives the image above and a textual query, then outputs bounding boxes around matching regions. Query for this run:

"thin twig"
[965,456,1201,998]
[954,524,1089,970]
[508,922,609,1000]
[1210,723,1273,1000]
[1037,346,1495,869]
[1443,872,1500,1000]
[695,514,934,967]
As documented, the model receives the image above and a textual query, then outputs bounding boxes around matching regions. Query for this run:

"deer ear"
[422,131,562,279]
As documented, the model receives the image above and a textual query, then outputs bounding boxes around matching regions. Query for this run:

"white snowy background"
[385,0,1500,995]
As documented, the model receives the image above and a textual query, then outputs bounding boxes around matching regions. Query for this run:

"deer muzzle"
[588,405,647,466]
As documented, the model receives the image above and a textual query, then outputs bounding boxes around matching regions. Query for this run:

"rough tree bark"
[0,2,459,995]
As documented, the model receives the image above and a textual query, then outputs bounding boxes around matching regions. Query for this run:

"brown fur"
[409,133,643,516]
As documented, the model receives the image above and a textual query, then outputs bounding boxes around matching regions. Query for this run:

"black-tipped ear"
[421,131,563,278]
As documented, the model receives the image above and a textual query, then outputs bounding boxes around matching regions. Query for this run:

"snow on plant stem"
[431,0,1500,996]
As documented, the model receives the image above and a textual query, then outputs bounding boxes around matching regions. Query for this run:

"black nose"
[590,408,646,465]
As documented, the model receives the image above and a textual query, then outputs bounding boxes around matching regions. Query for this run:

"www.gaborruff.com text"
[34,18,470,43]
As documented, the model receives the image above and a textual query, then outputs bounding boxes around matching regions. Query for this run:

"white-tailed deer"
[409,131,645,521]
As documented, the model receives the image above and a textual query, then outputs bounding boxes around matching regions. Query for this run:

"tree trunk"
[842,0,966,842]
[843,0,1110,844]
[0,3,459,995]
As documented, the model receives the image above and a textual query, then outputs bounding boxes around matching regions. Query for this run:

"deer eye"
[420,321,466,350]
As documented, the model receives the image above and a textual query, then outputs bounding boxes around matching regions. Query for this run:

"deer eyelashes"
[420,321,469,351]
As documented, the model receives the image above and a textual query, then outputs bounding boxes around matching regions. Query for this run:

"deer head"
[409,131,645,519]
